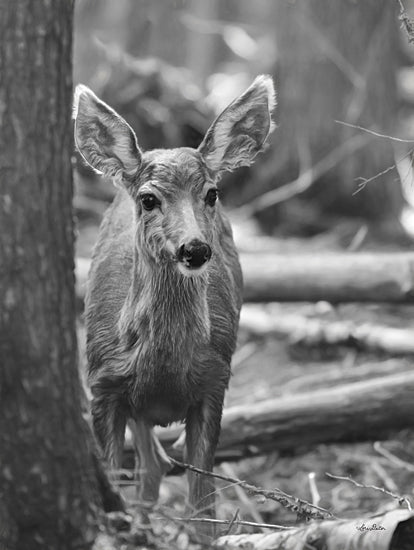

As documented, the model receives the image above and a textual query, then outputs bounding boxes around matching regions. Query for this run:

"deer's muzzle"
[177,239,212,269]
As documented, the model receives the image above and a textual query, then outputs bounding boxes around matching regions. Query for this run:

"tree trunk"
[248,0,403,227]
[0,2,103,548]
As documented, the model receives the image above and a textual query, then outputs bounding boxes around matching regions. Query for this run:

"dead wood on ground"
[240,306,414,355]
[214,509,414,550]
[241,253,414,303]
[121,370,414,465]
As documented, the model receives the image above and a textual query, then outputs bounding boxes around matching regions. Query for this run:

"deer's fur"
[74,75,275,539]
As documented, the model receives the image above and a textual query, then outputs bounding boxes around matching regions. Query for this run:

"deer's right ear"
[198,75,276,174]
[73,85,141,186]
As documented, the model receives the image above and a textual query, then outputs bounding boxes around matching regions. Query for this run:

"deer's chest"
[126,316,210,424]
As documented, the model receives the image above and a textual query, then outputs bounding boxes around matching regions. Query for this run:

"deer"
[73,75,275,539]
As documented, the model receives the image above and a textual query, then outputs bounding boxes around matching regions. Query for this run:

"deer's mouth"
[177,261,209,277]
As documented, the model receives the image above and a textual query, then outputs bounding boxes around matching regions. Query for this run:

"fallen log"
[241,252,414,303]
[214,508,414,550]
[240,306,414,355]
[76,253,414,304]
[215,370,414,454]
[273,359,412,394]
[122,370,414,466]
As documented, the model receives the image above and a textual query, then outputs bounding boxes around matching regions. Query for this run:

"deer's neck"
[120,256,210,352]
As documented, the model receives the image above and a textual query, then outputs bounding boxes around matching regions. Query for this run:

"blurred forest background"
[71,0,414,545]
[74,0,414,248]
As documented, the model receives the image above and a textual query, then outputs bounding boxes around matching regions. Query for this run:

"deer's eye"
[141,194,159,211]
[205,188,218,207]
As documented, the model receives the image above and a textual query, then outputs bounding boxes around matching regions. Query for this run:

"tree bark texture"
[0,2,102,548]
[249,0,403,223]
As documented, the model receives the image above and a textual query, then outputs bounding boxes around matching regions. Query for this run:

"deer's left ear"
[198,75,276,174]
[73,84,142,187]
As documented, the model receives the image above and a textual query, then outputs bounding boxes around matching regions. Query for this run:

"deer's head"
[74,76,275,276]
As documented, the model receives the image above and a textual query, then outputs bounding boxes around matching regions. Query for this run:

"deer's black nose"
[177,239,212,269]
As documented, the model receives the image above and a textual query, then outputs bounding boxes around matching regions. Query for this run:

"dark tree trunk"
[237,0,403,229]
[0,1,103,548]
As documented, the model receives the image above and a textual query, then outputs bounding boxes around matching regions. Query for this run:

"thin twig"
[347,225,368,252]
[374,441,414,473]
[335,121,414,194]
[353,164,396,195]
[151,504,200,541]
[335,120,414,143]
[221,462,266,529]
[326,472,412,510]
[172,517,294,531]
[170,458,333,520]
[397,0,414,43]
[353,146,414,195]
[224,508,240,536]
[370,461,399,494]
[308,472,321,508]
[233,134,369,218]
[202,480,246,505]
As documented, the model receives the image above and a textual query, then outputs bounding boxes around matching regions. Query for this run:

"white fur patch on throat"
[177,262,209,278]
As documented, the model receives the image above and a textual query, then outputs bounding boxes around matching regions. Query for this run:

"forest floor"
[76,185,414,548]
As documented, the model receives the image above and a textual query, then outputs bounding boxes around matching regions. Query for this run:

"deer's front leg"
[90,386,126,471]
[185,388,226,540]
[128,419,172,508]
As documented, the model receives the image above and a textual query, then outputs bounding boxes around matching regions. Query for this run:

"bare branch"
[353,164,397,195]
[326,472,412,510]
[374,442,414,473]
[335,120,414,143]
[308,472,321,508]
[398,0,414,43]
[220,463,266,530]
[170,458,334,521]
[172,516,294,531]
[223,508,240,536]
[232,134,369,217]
